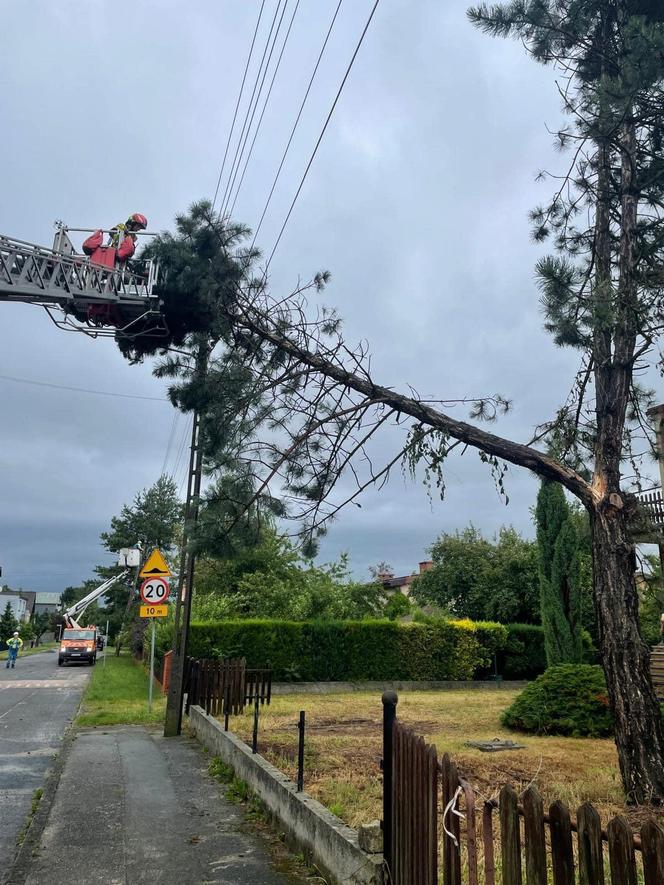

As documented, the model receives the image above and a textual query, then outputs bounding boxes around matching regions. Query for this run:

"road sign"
[140,604,168,618]
[139,548,172,579]
[140,577,170,604]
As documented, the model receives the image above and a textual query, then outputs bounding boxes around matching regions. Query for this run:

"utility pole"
[164,344,207,737]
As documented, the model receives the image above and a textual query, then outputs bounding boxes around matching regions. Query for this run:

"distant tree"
[194,534,384,621]
[384,592,412,621]
[0,601,18,647]
[19,621,35,644]
[31,612,51,645]
[536,481,583,664]
[101,475,182,552]
[411,525,539,623]
[97,476,182,658]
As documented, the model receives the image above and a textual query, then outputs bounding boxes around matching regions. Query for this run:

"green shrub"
[498,624,547,679]
[501,664,613,737]
[187,618,508,682]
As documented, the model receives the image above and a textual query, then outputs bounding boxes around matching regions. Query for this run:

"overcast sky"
[2,0,642,593]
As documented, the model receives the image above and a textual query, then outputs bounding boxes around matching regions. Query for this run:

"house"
[34,592,61,617]
[19,591,36,620]
[0,590,28,623]
[377,560,433,598]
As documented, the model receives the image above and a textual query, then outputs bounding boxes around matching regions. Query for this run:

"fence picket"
[499,785,522,885]
[428,746,438,885]
[460,779,478,885]
[607,816,637,885]
[577,802,605,885]
[641,819,664,885]
[522,786,547,885]
[442,754,462,885]
[549,800,575,885]
[482,802,496,885]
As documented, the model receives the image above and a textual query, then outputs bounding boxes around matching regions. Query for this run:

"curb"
[3,720,81,884]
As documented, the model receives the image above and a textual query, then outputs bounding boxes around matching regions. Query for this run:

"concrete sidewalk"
[11,727,302,885]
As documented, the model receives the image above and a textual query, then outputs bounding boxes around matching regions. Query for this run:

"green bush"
[187,618,508,682]
[501,664,613,737]
[498,624,546,679]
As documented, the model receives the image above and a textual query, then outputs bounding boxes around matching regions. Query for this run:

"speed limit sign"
[140,577,170,605]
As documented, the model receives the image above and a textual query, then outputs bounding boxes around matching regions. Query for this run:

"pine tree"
[0,601,18,648]
[536,482,583,664]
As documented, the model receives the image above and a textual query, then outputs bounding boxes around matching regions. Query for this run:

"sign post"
[148,621,156,713]
[103,619,109,668]
[139,558,171,713]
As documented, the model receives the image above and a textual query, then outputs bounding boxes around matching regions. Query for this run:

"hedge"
[498,624,547,679]
[187,618,508,682]
[495,624,598,679]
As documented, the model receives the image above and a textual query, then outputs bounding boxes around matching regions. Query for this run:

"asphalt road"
[0,651,88,870]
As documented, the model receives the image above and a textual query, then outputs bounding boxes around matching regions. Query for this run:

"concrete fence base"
[270,678,526,695]
[188,705,384,885]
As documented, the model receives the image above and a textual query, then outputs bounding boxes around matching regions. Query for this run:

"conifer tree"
[128,4,664,801]
[0,601,18,647]
[536,481,584,664]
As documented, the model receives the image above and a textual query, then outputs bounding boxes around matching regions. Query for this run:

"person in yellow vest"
[108,213,148,261]
[5,631,23,669]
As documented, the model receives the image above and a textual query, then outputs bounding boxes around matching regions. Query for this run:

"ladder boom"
[63,570,130,628]
[0,233,159,308]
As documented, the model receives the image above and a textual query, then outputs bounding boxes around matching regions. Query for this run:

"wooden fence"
[381,692,664,885]
[184,657,272,717]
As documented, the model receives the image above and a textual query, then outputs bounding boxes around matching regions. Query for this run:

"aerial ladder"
[57,548,140,666]
[0,223,167,339]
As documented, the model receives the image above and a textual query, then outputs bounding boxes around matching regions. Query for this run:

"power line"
[251,0,344,249]
[217,0,286,219]
[264,0,381,273]
[160,411,180,477]
[219,0,290,221]
[212,0,267,211]
[0,373,168,403]
[228,0,302,219]
[171,414,193,486]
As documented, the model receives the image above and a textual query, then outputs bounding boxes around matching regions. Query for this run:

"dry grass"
[226,688,652,831]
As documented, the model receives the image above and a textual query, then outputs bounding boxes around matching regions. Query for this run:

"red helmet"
[127,213,148,230]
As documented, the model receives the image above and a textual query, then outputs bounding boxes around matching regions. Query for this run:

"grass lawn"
[0,641,58,661]
[76,651,166,727]
[226,688,648,831]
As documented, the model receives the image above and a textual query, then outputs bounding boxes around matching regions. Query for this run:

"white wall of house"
[1,594,28,623]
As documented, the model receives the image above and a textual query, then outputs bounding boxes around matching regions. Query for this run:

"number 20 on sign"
[140,577,169,604]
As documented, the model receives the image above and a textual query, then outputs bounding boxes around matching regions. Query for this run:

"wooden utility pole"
[164,346,207,737]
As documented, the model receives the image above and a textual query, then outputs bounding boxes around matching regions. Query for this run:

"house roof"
[35,592,61,605]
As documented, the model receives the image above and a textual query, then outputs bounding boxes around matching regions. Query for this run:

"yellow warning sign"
[140,604,168,618]
[139,548,172,579]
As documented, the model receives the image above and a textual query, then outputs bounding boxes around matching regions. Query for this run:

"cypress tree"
[536,481,582,664]
[549,517,583,664]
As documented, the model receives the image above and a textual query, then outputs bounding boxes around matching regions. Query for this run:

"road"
[0,651,88,870]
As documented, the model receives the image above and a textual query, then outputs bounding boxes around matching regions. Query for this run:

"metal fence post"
[381,690,398,875]
[297,711,305,792]
[252,695,260,754]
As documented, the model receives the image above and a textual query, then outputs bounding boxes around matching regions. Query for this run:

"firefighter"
[109,213,148,262]
[5,631,23,669]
